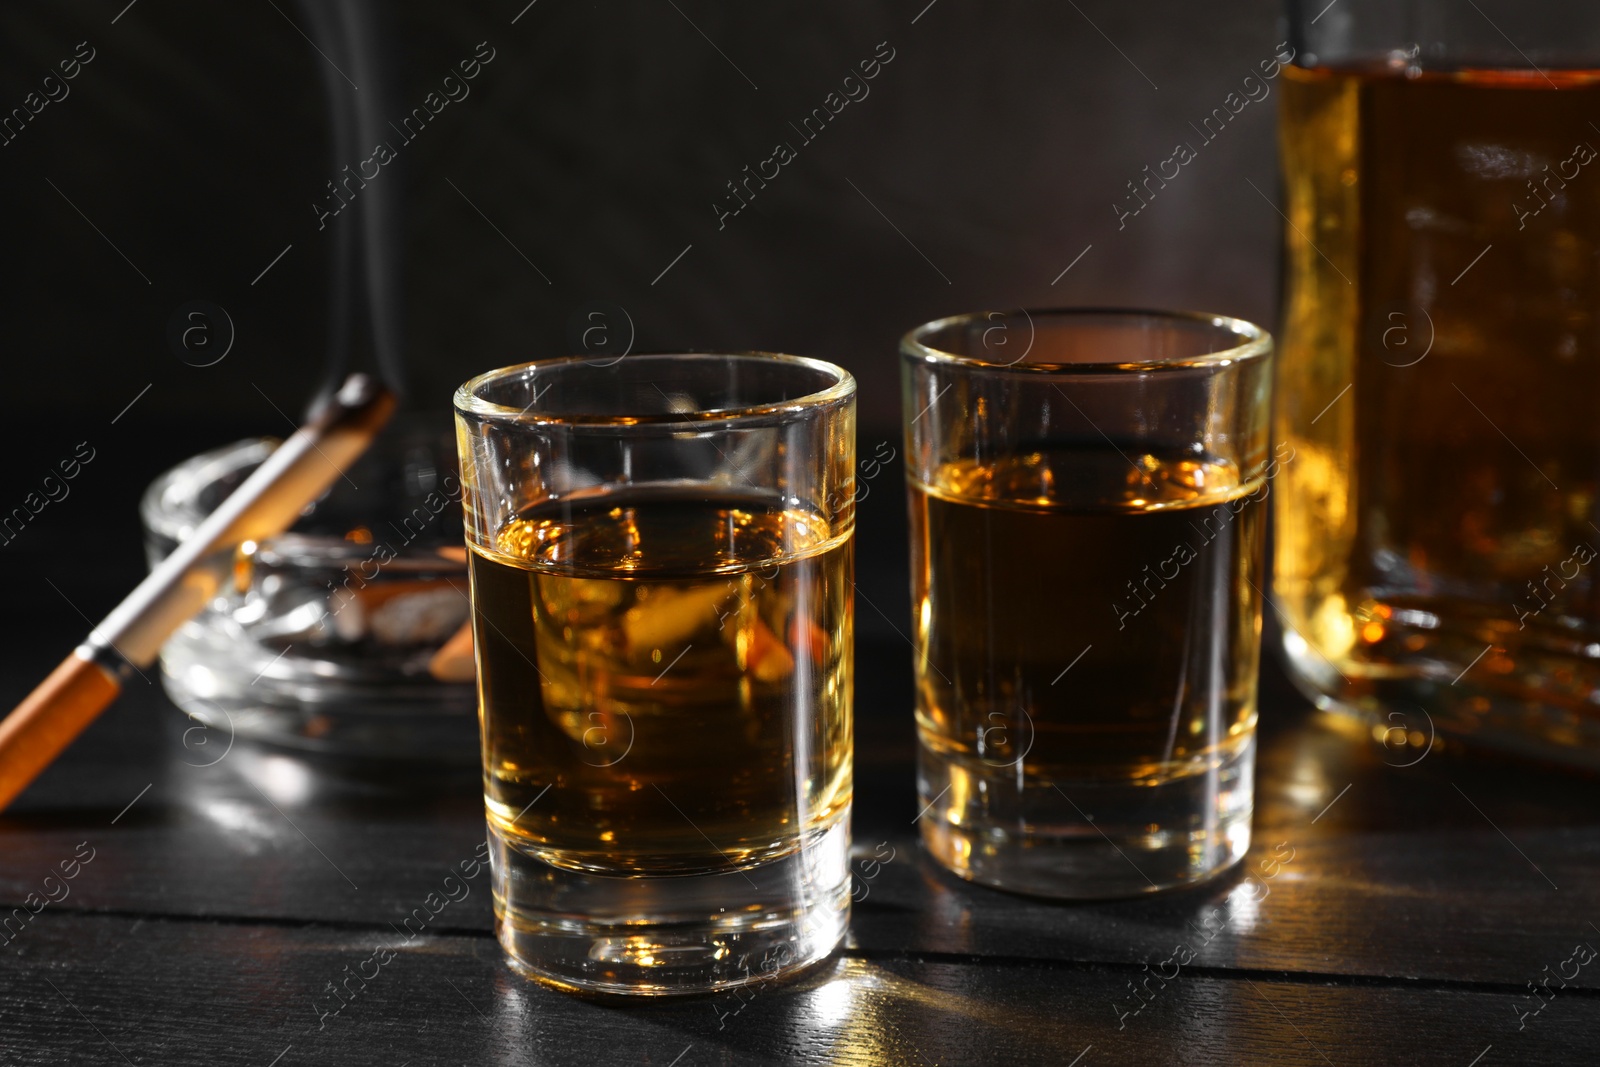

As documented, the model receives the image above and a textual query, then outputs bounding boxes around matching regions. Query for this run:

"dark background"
[1,0,1285,640]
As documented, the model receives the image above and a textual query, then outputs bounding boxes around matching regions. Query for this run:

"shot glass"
[902,309,1272,897]
[454,353,856,994]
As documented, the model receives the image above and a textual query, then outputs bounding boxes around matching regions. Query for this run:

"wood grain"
[3,555,1600,1061]
[3,910,1588,1067]
[1,646,1597,995]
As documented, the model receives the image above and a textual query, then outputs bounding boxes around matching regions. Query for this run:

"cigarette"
[428,620,477,683]
[0,375,395,812]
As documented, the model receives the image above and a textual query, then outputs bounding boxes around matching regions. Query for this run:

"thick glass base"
[1281,621,1600,771]
[491,812,851,996]
[916,737,1254,898]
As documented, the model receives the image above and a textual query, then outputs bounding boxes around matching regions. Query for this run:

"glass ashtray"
[140,425,478,759]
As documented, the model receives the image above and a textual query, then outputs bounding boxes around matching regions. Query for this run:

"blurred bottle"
[1275,1,1600,765]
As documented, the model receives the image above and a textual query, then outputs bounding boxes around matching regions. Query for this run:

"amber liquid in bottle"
[1276,65,1600,759]
[470,488,853,875]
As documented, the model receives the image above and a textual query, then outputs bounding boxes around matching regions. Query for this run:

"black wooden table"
[5,523,1600,1065]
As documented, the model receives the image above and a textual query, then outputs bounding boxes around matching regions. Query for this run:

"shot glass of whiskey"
[902,310,1272,897]
[454,353,855,994]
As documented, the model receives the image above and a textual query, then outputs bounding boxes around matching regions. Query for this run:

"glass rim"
[900,307,1273,374]
[453,351,856,427]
